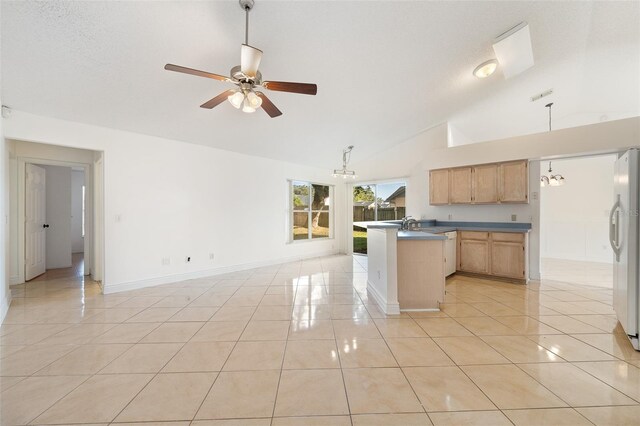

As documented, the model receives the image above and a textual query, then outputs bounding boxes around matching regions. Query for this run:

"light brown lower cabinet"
[459,239,490,274]
[457,231,528,281]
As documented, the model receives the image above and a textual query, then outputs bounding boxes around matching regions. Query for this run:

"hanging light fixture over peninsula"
[333,145,357,179]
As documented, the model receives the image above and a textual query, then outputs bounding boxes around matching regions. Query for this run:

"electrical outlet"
[511,214,517,221]
[377,270,381,279]
[448,214,453,220]
[209,253,215,260]
[161,257,170,266]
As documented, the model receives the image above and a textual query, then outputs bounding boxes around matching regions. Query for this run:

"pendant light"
[332,145,357,179]
[540,161,565,187]
[539,103,565,187]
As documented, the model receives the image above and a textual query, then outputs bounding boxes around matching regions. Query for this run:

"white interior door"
[25,164,47,280]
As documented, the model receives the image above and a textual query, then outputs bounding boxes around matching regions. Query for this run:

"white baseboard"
[0,291,11,325]
[103,249,341,295]
[366,280,400,315]
[10,275,21,285]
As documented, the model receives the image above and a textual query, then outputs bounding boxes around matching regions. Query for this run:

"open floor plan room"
[2,255,640,425]
[1,1,640,425]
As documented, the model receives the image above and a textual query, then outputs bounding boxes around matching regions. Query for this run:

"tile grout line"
[326,261,355,426]
[105,279,239,424]
[269,263,301,425]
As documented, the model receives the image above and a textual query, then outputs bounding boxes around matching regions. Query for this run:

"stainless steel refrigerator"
[611,149,640,350]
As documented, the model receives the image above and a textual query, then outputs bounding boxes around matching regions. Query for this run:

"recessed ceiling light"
[473,60,498,78]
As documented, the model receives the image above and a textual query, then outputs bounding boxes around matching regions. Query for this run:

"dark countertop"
[416,226,529,234]
[354,220,531,240]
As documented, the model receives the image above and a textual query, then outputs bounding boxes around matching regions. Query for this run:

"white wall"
[71,170,84,253]
[351,117,640,280]
[40,165,72,269]
[540,155,616,263]
[0,2,9,323]
[4,111,345,294]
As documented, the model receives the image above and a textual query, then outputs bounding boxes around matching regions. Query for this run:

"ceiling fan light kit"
[164,0,317,118]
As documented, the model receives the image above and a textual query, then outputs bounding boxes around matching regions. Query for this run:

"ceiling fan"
[164,0,317,118]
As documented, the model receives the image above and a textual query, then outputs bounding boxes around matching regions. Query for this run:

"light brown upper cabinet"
[499,160,528,203]
[472,164,498,203]
[429,169,449,205]
[449,167,472,204]
[429,159,528,205]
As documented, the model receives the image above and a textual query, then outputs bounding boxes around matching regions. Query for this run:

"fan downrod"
[239,0,254,11]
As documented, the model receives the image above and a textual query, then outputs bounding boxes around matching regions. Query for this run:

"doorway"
[24,164,87,281]
[352,181,406,255]
[539,154,617,288]
[8,139,104,294]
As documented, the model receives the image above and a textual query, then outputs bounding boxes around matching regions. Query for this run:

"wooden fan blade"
[262,81,317,95]
[164,64,229,82]
[256,92,283,118]
[200,90,236,109]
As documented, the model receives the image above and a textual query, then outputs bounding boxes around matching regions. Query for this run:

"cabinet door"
[459,239,490,274]
[499,160,528,203]
[450,167,472,204]
[472,164,498,203]
[429,169,449,205]
[491,241,525,279]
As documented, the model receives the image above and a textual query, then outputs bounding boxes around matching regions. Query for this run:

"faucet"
[401,216,417,230]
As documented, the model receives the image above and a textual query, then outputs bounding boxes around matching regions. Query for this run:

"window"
[290,181,332,241]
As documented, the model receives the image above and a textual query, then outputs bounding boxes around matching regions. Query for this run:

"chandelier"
[332,145,357,179]
[540,161,565,187]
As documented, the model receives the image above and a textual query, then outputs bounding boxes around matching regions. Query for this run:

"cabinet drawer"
[491,232,525,243]
[459,231,489,240]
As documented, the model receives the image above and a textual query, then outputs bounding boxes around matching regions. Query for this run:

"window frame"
[288,180,334,243]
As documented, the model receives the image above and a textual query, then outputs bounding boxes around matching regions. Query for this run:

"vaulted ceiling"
[2,1,638,167]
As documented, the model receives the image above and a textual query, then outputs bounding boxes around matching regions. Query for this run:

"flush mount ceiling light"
[163,0,317,118]
[492,22,534,79]
[540,161,565,187]
[473,59,498,78]
[333,145,357,179]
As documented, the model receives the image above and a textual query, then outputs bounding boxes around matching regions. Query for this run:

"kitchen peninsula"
[355,220,531,315]
[358,222,447,315]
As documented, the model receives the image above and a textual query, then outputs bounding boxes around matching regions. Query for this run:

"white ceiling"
[2,1,639,168]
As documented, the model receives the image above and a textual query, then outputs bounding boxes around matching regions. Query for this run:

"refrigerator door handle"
[609,195,622,262]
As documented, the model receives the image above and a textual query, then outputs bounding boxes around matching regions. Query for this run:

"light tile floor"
[2,255,640,425]
[542,258,613,289]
